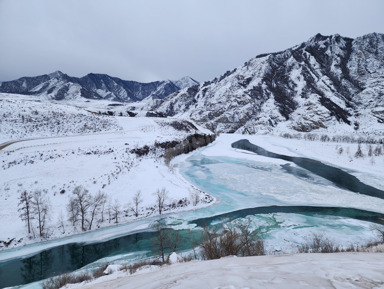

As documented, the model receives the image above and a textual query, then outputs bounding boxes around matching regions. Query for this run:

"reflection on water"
[0,232,153,288]
[0,229,203,288]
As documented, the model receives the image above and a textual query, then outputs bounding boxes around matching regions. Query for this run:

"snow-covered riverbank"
[71,252,384,289]
[0,94,215,252]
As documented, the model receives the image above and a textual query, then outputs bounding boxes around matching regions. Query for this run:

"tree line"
[17,186,202,237]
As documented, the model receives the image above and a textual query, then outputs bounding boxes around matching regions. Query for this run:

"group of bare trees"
[18,190,50,238]
[18,184,198,237]
[150,219,265,264]
[67,186,108,231]
[200,222,265,260]
[281,132,384,144]
[65,186,172,231]
[336,143,384,161]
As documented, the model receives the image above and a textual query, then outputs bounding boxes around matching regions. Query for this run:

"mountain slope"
[0,72,198,102]
[147,33,384,135]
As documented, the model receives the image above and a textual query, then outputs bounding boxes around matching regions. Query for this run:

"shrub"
[298,234,341,253]
[41,272,93,289]
[200,222,265,260]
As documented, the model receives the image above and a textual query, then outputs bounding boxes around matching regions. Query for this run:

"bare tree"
[190,190,200,206]
[68,186,91,231]
[368,144,373,157]
[107,199,112,223]
[88,192,107,230]
[111,199,120,223]
[374,144,382,156]
[152,219,168,263]
[131,190,143,217]
[238,221,265,256]
[58,211,66,234]
[355,143,364,158]
[372,225,384,244]
[30,190,50,237]
[67,198,79,227]
[154,188,168,215]
[18,190,33,234]
[152,219,181,263]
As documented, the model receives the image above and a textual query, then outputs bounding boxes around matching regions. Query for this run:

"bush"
[127,260,165,275]
[42,272,93,289]
[200,222,265,260]
[298,234,342,253]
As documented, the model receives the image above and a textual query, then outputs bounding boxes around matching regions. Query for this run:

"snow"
[202,134,384,181]
[69,253,384,289]
[0,93,214,253]
[168,252,182,264]
[1,92,384,288]
[1,131,383,258]
[103,264,122,275]
[173,76,199,90]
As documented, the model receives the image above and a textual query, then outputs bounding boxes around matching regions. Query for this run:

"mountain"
[0,72,198,102]
[146,33,384,135]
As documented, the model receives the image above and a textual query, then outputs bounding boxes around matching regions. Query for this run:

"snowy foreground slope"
[0,93,214,249]
[73,253,384,289]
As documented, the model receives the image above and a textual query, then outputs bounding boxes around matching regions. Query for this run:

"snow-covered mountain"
[0,71,198,102]
[146,33,384,135]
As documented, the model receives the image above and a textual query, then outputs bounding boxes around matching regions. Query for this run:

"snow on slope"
[72,253,384,289]
[145,33,384,137]
[0,93,122,143]
[0,94,214,250]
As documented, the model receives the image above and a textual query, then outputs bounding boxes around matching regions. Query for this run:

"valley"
[1,32,384,289]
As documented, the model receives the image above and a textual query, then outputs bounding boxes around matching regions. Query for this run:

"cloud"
[0,0,383,82]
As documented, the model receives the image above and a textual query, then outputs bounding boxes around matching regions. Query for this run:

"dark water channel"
[2,205,384,288]
[232,139,384,199]
[2,139,384,288]
[0,229,200,288]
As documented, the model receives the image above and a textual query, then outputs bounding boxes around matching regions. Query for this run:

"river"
[1,139,384,288]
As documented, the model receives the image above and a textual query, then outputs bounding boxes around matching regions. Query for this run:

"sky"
[0,0,383,83]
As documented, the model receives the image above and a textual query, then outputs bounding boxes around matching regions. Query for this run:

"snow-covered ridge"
[0,72,198,102]
[145,33,384,136]
[0,94,122,143]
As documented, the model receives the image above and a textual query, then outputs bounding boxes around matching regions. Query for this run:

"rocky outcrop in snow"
[146,33,384,135]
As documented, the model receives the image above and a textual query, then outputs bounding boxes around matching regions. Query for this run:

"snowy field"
[0,93,214,251]
[71,253,384,289]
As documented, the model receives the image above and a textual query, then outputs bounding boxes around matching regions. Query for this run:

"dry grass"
[42,272,93,289]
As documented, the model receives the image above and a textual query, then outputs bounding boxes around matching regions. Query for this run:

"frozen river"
[1,139,384,288]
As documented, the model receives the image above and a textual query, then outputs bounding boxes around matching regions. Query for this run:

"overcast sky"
[0,0,383,83]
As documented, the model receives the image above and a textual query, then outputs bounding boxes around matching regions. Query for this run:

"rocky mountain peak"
[48,70,66,79]
[146,33,384,135]
[0,72,199,102]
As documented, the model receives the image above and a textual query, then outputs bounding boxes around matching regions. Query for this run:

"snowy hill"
[75,253,384,289]
[145,33,384,136]
[0,93,215,249]
[0,72,198,102]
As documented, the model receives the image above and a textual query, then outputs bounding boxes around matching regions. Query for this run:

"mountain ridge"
[144,32,384,135]
[1,33,383,136]
[0,71,199,102]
